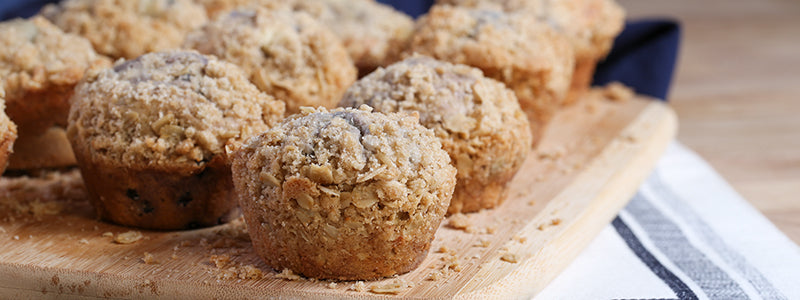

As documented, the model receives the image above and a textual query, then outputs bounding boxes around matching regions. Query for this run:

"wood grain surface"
[0,95,676,299]
[619,0,800,244]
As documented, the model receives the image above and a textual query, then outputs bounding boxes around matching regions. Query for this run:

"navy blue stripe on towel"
[624,194,749,299]
[648,172,787,300]
[612,217,698,300]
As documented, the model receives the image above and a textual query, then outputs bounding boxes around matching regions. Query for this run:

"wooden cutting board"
[0,92,676,299]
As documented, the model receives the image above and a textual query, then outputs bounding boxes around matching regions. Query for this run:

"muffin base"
[6,85,74,136]
[564,57,599,106]
[77,153,239,230]
[448,176,512,215]
[7,127,76,170]
[0,124,17,173]
[242,196,433,280]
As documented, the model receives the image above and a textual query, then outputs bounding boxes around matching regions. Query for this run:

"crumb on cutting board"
[114,231,143,244]
[142,252,159,264]
[500,253,518,263]
[447,213,473,232]
[369,278,413,295]
[275,268,302,281]
[348,281,367,292]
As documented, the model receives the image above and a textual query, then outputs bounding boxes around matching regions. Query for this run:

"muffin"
[436,0,626,103]
[194,0,284,19]
[289,0,415,76]
[0,16,109,170]
[0,91,18,173]
[184,8,356,115]
[232,106,456,280]
[340,56,531,214]
[404,5,574,145]
[41,0,208,60]
[67,50,285,230]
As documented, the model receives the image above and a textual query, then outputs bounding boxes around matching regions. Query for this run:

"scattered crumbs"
[171,253,179,260]
[78,239,89,245]
[500,253,518,263]
[551,218,562,226]
[485,225,497,234]
[427,269,444,281]
[537,146,566,160]
[369,278,413,295]
[437,246,455,255]
[447,213,472,231]
[209,254,231,268]
[326,282,338,289]
[471,254,481,259]
[443,252,462,272]
[603,81,634,102]
[114,231,143,244]
[275,268,301,281]
[142,252,159,264]
[102,232,114,238]
[537,224,546,231]
[622,133,638,143]
[238,265,264,280]
[527,200,536,206]
[13,235,19,240]
[349,281,367,292]
[512,235,527,244]
[475,238,491,248]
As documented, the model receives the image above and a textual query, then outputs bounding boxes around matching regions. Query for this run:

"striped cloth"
[536,142,800,300]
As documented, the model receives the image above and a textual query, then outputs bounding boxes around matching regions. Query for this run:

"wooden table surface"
[619,0,800,244]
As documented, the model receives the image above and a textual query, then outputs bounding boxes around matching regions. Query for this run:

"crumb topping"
[0,16,108,101]
[289,0,414,72]
[184,8,355,114]
[41,0,208,59]
[68,50,285,169]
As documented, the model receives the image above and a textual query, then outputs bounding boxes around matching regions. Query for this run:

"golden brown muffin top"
[67,50,285,170]
[407,5,574,103]
[340,56,532,183]
[289,0,414,72]
[436,0,625,59]
[235,105,456,234]
[184,8,356,115]
[0,16,109,102]
[41,0,208,59]
[194,0,284,19]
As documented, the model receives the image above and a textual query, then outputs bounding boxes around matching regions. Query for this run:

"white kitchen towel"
[535,142,800,300]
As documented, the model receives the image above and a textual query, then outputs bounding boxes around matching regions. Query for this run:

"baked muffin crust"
[436,0,626,103]
[232,106,456,280]
[289,0,414,76]
[340,56,532,214]
[184,8,356,114]
[405,5,574,145]
[68,50,284,229]
[41,0,208,59]
[0,91,17,174]
[0,16,109,136]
